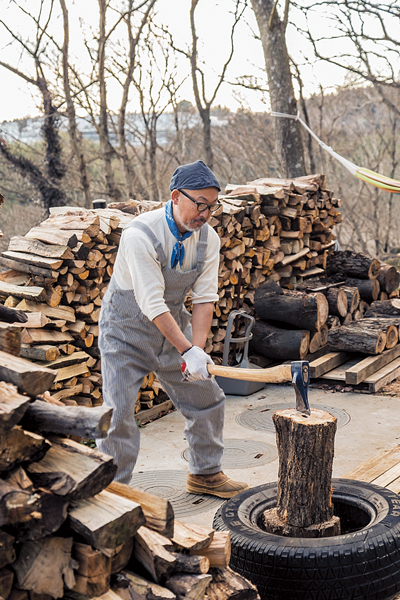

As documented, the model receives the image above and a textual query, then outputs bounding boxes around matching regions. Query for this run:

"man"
[97,160,249,498]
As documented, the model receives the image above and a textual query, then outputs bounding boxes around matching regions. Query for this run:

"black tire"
[213,479,400,600]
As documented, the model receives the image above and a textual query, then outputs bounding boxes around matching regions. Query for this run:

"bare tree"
[249,0,306,177]
[0,0,67,214]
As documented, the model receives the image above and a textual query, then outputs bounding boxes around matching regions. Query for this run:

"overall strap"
[128,221,167,266]
[196,225,209,272]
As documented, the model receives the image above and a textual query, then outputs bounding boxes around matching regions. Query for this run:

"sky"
[0,0,350,123]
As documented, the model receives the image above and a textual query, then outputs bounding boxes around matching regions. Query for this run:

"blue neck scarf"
[165,200,193,268]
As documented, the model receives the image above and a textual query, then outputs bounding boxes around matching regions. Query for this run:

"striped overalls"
[97,220,225,483]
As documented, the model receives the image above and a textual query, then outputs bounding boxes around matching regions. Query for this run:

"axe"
[182,360,311,414]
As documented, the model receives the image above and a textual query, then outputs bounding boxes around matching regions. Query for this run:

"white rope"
[270,111,359,176]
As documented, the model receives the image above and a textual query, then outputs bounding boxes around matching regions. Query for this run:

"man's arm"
[153,301,214,354]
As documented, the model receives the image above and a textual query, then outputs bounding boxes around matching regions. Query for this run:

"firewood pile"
[250,250,400,361]
[204,173,342,353]
[0,208,171,415]
[0,352,259,600]
[0,173,343,409]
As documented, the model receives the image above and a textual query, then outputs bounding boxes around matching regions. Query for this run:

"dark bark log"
[21,400,112,439]
[272,408,337,528]
[325,288,348,317]
[172,553,210,574]
[326,315,341,329]
[344,278,380,303]
[328,324,386,355]
[254,286,328,331]
[368,299,400,316]
[0,305,28,324]
[326,251,380,280]
[251,320,310,360]
[378,264,400,294]
[249,0,306,177]
[261,507,340,538]
[361,319,398,349]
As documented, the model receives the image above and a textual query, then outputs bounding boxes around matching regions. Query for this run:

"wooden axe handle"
[207,363,291,384]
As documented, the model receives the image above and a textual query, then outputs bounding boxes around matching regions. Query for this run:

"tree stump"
[262,408,340,538]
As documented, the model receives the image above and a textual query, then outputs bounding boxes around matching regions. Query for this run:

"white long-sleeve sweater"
[113,207,220,321]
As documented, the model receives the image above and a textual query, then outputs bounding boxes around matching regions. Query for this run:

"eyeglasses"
[178,189,221,213]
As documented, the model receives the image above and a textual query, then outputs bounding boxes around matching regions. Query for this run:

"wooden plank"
[364,357,400,392]
[345,344,400,385]
[373,462,400,489]
[8,236,74,260]
[320,358,361,382]
[134,400,175,425]
[309,352,351,378]
[0,281,46,302]
[0,350,56,396]
[345,445,400,482]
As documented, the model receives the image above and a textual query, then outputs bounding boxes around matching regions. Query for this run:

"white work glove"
[181,346,214,381]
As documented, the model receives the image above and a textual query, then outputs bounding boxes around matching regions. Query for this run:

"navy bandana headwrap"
[165,200,193,269]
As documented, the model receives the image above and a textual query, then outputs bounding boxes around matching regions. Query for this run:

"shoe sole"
[186,484,250,499]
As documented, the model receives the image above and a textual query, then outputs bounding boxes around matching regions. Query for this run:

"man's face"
[171,187,220,233]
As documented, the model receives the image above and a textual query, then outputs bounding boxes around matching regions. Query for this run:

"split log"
[133,526,176,583]
[368,299,400,316]
[378,263,400,294]
[268,408,338,530]
[22,400,112,439]
[251,320,310,360]
[190,532,231,568]
[328,324,386,355]
[0,282,46,302]
[205,567,260,600]
[0,426,50,472]
[0,567,14,598]
[8,236,74,260]
[0,351,56,396]
[0,324,21,356]
[26,436,117,499]
[344,278,380,303]
[20,345,60,362]
[112,571,176,600]
[107,482,174,538]
[0,382,31,435]
[21,329,74,345]
[108,539,134,574]
[325,288,348,318]
[172,554,210,574]
[254,282,328,331]
[341,286,360,313]
[68,489,145,549]
[172,521,214,552]
[71,541,111,597]
[165,573,212,600]
[0,531,16,569]
[326,250,380,279]
[25,226,78,248]
[16,299,76,322]
[0,469,68,540]
[12,537,75,599]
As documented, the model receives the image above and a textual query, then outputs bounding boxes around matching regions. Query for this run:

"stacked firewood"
[250,250,400,360]
[0,208,168,413]
[0,173,342,401]
[205,173,342,353]
[0,350,259,600]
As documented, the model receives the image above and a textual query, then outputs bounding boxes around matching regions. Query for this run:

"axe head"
[291,361,311,415]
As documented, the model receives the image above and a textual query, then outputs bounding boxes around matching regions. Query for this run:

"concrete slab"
[134,383,400,528]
